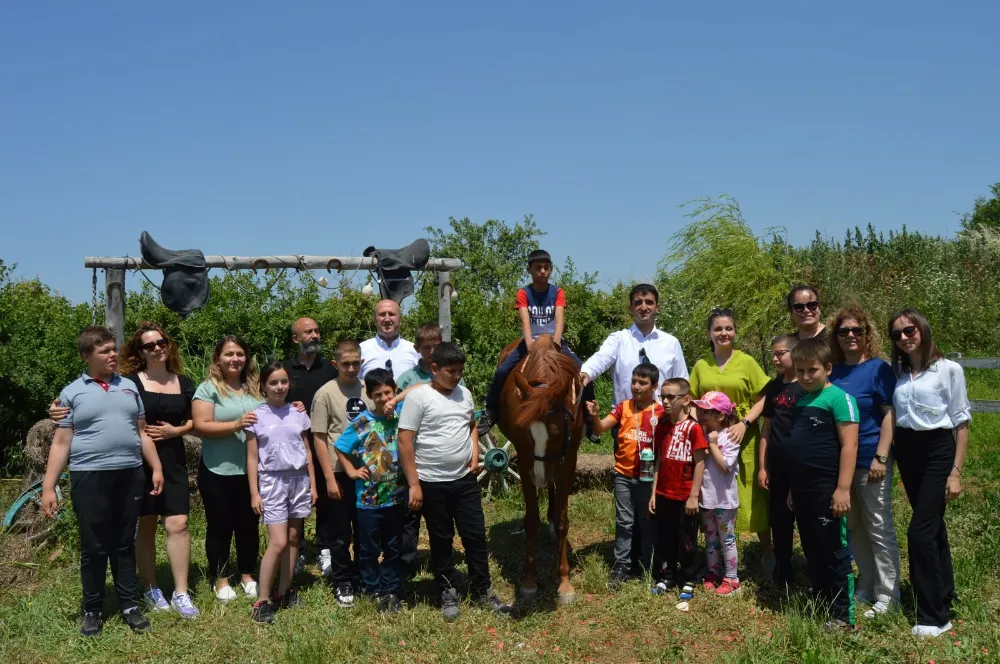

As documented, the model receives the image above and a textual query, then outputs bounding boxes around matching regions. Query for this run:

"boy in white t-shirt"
[398,342,512,622]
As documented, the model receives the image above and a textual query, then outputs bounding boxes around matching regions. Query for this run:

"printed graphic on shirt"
[515,285,566,338]
[655,418,708,500]
[785,385,859,493]
[346,397,368,420]
[335,407,407,509]
[610,400,666,478]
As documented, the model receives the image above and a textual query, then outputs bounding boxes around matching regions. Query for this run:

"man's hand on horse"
[579,372,591,388]
[407,484,423,511]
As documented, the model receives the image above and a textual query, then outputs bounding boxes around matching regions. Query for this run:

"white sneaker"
[318,549,333,577]
[214,584,238,602]
[241,580,258,599]
[863,600,893,619]
[912,622,952,638]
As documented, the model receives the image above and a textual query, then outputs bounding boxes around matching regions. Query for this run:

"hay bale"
[183,434,202,489]
[573,453,614,491]
[23,420,57,485]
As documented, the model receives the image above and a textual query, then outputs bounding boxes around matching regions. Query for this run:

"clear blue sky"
[2,1,997,304]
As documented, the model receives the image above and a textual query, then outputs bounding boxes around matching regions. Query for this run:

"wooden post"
[438,271,453,342]
[105,269,126,349]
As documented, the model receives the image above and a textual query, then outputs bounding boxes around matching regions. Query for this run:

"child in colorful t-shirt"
[334,368,407,614]
[587,363,665,590]
[693,391,742,597]
[648,377,707,601]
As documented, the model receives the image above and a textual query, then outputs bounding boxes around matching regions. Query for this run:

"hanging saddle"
[363,238,430,304]
[139,232,210,318]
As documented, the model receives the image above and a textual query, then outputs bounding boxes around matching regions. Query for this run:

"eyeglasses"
[139,339,170,352]
[836,326,866,338]
[792,301,819,313]
[639,347,651,365]
[889,326,918,341]
[771,349,790,359]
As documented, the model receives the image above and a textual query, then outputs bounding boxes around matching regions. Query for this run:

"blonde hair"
[208,335,261,399]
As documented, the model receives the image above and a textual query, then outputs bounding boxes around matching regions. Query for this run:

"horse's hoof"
[557,591,576,605]
[520,587,538,602]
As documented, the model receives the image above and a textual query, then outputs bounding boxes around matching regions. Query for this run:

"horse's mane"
[513,349,580,431]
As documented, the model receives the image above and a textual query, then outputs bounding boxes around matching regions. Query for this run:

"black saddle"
[139,232,210,318]
[363,238,430,304]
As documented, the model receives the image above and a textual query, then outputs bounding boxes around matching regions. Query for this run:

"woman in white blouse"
[889,308,971,638]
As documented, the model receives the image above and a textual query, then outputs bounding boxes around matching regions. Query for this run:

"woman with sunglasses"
[787,284,828,342]
[50,322,200,618]
[828,307,900,619]
[888,309,970,638]
[688,308,773,576]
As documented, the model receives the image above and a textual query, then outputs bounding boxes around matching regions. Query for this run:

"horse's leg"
[521,472,540,601]
[555,463,575,604]
[547,484,558,538]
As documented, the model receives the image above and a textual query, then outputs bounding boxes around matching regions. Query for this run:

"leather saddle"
[363,238,430,304]
[139,232,210,318]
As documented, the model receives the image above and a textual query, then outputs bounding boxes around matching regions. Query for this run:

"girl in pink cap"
[693,391,742,596]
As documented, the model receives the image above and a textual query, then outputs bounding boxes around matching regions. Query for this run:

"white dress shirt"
[359,335,420,380]
[580,324,689,405]
[893,358,972,431]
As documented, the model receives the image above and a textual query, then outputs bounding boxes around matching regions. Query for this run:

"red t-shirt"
[655,418,708,500]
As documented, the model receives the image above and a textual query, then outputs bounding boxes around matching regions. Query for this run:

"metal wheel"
[477,429,520,500]
[2,474,67,544]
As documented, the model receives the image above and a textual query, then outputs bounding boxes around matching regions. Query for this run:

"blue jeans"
[613,472,654,574]
[356,504,404,597]
[485,340,587,411]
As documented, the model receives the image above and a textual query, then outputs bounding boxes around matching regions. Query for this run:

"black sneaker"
[335,582,355,609]
[252,600,275,624]
[441,588,460,622]
[81,611,102,637]
[476,590,512,615]
[279,588,300,609]
[607,568,629,591]
[377,593,403,614]
[121,607,150,633]
[477,410,496,435]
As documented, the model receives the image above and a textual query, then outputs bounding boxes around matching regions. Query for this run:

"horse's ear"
[513,372,533,400]
[565,375,582,414]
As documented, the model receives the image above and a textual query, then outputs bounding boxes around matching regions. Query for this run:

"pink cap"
[692,391,735,416]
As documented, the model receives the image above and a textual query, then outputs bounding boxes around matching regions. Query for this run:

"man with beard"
[282,317,339,574]
[360,300,420,380]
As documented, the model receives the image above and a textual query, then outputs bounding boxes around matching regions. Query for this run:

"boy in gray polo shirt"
[41,326,164,637]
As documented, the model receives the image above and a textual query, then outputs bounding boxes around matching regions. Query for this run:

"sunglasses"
[792,301,819,313]
[139,339,170,352]
[660,393,683,402]
[836,326,866,338]
[385,359,393,371]
[639,347,651,365]
[889,326,918,341]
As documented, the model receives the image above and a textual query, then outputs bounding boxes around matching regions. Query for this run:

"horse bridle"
[531,384,576,464]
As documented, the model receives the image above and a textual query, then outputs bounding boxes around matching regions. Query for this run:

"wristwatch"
[876,453,889,464]
[740,418,751,428]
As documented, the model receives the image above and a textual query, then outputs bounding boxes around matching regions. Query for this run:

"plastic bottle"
[639,446,655,482]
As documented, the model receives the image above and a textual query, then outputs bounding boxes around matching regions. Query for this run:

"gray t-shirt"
[58,373,145,471]
[398,384,475,483]
[310,379,374,472]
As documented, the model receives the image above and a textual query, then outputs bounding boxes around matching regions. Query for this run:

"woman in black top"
[51,322,200,619]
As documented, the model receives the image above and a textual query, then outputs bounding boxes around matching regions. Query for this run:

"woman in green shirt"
[689,308,773,576]
[192,335,265,602]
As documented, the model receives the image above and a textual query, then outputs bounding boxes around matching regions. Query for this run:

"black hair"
[364,367,397,394]
[629,283,659,304]
[707,307,736,351]
[786,284,820,312]
[432,341,466,368]
[259,361,290,396]
[632,363,660,386]
[527,249,552,266]
[770,333,800,349]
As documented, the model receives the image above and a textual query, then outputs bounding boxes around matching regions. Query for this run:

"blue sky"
[2,1,998,304]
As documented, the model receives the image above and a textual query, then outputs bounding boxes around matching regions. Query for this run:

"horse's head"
[511,335,585,488]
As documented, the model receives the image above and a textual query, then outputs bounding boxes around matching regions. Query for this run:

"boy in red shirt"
[649,377,707,601]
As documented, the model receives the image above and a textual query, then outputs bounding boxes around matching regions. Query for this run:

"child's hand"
[757,467,769,490]
[831,487,850,517]
[786,490,794,512]
[408,484,423,511]
[310,487,318,507]
[382,398,398,417]
[350,467,371,482]
[647,496,656,515]
[251,494,264,517]
[585,401,599,417]
[685,495,699,516]
[291,401,307,413]
[49,399,70,422]
[327,475,343,501]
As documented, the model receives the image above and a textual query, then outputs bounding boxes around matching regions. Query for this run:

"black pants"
[71,466,145,614]
[356,505,404,597]
[894,427,957,627]
[420,473,491,596]
[768,454,796,584]
[651,495,699,584]
[197,463,259,579]
[401,506,423,578]
[792,489,855,625]
[315,471,359,585]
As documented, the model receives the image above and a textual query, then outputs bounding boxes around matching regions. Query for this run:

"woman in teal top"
[192,335,265,602]
[689,309,773,576]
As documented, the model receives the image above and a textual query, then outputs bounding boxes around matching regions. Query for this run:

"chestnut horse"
[496,334,584,604]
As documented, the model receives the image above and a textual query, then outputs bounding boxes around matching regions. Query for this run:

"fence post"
[105,269,126,349]
[438,271,453,342]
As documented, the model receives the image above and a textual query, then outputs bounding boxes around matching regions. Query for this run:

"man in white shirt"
[360,299,421,380]
[580,282,689,405]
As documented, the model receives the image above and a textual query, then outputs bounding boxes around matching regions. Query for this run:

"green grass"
[2,389,999,663]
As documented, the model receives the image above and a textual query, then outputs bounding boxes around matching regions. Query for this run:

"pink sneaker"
[703,574,719,591]
[715,578,741,596]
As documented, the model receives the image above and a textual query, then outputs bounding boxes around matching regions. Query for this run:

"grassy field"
[1,379,998,663]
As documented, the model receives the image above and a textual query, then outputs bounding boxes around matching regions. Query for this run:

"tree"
[960,182,1000,232]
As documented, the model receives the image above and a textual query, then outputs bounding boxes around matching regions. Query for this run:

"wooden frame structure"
[84,255,462,346]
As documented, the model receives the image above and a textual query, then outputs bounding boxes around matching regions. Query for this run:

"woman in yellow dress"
[689,308,774,577]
